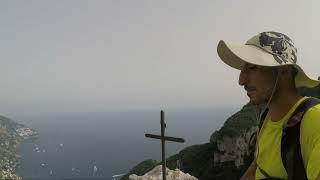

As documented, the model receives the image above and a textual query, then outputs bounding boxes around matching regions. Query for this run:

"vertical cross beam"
[160,110,166,180]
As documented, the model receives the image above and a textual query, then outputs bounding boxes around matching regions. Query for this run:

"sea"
[15,107,238,180]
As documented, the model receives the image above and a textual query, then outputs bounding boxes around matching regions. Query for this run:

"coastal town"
[16,127,37,139]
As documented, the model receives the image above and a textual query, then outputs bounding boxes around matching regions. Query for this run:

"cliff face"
[212,126,257,168]
[210,103,265,169]
[122,85,320,180]
[0,115,37,180]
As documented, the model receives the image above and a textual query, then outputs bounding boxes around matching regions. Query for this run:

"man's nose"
[238,70,247,86]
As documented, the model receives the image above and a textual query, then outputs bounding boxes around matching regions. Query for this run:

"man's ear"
[278,66,295,84]
[278,66,290,75]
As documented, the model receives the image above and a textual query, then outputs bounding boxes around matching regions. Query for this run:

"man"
[217,32,320,179]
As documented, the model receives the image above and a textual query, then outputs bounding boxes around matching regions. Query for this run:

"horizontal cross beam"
[145,133,185,143]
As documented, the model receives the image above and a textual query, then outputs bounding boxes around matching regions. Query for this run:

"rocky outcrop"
[212,126,257,168]
[129,165,197,180]
[210,102,265,168]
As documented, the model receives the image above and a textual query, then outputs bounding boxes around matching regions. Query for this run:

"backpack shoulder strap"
[281,97,320,180]
[284,97,320,129]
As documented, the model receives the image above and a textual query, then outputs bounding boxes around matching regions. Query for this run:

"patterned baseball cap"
[217,31,319,88]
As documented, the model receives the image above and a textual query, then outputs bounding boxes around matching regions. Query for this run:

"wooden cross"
[145,110,185,180]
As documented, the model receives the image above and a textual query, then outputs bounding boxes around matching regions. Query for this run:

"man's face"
[238,63,278,104]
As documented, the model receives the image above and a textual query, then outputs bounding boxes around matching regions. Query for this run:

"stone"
[129,165,198,180]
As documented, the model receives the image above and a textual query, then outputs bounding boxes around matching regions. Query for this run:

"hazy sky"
[1,0,320,116]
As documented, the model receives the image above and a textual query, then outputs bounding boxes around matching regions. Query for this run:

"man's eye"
[248,66,257,70]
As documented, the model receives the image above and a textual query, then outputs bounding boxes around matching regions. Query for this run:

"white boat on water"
[112,173,125,180]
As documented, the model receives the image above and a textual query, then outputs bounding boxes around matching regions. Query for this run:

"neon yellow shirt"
[256,97,320,180]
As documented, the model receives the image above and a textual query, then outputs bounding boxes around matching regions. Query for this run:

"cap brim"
[217,40,319,88]
[217,40,290,69]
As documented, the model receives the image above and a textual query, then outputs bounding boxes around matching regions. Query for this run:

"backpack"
[254,97,320,180]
